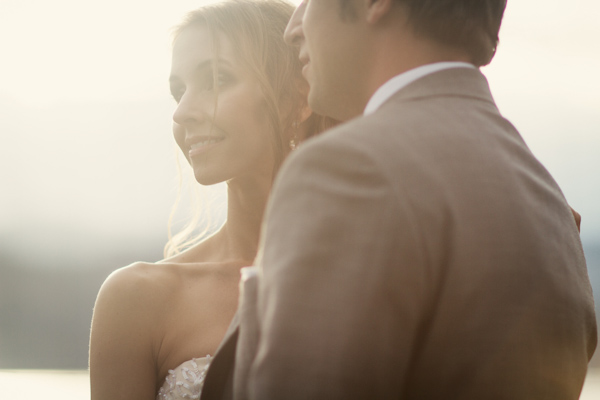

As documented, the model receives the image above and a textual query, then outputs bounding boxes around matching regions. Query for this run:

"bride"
[89,1,334,398]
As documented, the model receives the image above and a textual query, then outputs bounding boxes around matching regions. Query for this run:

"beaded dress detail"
[157,355,211,400]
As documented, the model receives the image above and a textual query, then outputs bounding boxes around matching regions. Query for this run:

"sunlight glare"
[0,0,210,106]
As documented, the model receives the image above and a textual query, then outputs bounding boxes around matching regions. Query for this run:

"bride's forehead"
[172,25,237,63]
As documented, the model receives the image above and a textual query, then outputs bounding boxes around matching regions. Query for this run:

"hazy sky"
[1,0,599,261]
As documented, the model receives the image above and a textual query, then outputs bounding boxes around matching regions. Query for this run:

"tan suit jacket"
[201,67,597,399]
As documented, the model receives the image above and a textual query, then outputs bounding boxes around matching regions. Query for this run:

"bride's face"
[170,25,275,185]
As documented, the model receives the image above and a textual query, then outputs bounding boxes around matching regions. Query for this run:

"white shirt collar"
[363,62,476,115]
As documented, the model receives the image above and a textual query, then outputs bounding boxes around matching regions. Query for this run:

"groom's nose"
[284,0,306,46]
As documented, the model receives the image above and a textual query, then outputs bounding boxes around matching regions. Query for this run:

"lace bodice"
[157,355,211,400]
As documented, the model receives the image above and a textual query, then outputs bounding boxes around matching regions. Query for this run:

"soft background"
[1,0,599,373]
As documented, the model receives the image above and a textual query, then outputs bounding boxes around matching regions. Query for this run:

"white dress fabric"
[156,356,211,400]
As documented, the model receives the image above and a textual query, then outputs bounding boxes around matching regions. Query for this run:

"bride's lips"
[187,136,226,157]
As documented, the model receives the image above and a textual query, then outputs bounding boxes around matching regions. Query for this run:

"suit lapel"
[201,269,260,400]
[233,273,260,400]
[200,313,240,400]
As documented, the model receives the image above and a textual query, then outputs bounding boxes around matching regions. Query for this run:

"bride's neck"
[215,175,272,263]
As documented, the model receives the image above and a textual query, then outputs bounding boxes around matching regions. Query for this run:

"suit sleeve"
[248,137,428,399]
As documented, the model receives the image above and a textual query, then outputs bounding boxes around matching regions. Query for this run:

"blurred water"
[1,369,599,399]
[0,370,89,399]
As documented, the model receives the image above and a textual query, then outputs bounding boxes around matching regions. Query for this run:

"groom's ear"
[365,0,395,24]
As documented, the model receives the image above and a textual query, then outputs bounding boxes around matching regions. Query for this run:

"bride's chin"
[193,172,227,186]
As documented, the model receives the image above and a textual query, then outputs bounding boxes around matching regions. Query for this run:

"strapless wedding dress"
[156,355,211,400]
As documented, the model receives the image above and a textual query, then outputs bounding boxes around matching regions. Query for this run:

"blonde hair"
[164,0,336,257]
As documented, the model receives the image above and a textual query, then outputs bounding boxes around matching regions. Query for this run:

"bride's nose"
[173,91,206,127]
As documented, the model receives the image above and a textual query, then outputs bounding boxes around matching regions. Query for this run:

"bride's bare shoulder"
[105,261,173,290]
[93,262,177,323]
[96,257,243,312]
[90,262,188,396]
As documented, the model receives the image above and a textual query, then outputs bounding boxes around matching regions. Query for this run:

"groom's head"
[284,0,507,121]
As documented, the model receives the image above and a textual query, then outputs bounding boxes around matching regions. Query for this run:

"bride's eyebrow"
[195,58,234,73]
[168,58,234,88]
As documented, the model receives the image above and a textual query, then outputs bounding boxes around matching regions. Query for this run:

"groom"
[202,0,597,398]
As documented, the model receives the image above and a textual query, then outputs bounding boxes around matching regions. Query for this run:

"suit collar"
[364,62,475,115]
[378,67,496,111]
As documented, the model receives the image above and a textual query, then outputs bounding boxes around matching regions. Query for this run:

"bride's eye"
[170,85,185,103]
[206,72,230,91]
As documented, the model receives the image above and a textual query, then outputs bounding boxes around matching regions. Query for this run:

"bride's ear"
[366,0,394,24]
[289,104,314,148]
[298,103,313,124]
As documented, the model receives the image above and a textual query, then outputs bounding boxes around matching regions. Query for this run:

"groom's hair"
[396,0,507,66]
[341,0,507,66]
